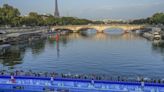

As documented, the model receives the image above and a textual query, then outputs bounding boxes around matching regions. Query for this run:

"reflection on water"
[0,40,46,69]
[0,48,23,67]
[152,40,164,55]
[62,31,141,41]
[1,29,164,78]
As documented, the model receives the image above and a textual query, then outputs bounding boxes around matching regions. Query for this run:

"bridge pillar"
[97,30,104,33]
[124,30,130,33]
[73,30,79,33]
[95,26,105,33]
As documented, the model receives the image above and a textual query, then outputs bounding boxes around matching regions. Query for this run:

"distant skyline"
[0,0,164,20]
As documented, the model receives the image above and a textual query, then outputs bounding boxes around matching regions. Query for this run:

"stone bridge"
[52,24,145,33]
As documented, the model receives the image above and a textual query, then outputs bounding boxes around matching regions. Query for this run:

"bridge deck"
[52,24,144,33]
[0,76,164,92]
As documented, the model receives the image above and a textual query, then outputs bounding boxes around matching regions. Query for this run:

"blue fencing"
[0,76,164,92]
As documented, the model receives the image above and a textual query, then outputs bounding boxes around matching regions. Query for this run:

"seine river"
[1,29,164,79]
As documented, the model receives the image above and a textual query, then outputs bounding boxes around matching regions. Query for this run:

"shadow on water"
[79,29,97,37]
[104,28,124,35]
[0,50,23,67]
[0,40,46,69]
[30,40,46,55]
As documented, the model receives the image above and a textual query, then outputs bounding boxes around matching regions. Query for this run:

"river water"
[0,29,164,79]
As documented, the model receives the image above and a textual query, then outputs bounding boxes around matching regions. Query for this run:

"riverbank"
[138,26,164,41]
[0,27,48,44]
[0,26,49,56]
[0,26,49,34]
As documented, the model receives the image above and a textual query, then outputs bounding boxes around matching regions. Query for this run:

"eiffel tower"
[54,0,60,17]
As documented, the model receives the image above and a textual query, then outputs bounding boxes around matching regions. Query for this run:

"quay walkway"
[0,76,164,92]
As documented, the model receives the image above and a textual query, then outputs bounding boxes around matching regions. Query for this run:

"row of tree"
[2,4,163,26]
[130,13,164,25]
[0,4,94,27]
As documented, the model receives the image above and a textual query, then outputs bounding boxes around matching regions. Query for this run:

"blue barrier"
[0,76,164,92]
[1,75,164,86]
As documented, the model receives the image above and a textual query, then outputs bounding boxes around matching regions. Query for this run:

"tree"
[0,4,94,27]
[44,15,56,26]
[23,12,44,26]
[151,13,164,24]
[0,4,20,26]
[130,12,164,25]
[11,17,21,26]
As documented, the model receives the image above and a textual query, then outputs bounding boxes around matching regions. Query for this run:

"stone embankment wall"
[0,26,48,34]
[0,27,49,54]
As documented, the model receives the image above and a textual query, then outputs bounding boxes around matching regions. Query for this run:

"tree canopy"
[0,4,95,27]
[1,4,164,27]
[0,4,20,26]
[130,13,164,25]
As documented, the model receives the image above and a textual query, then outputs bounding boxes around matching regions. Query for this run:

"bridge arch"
[76,27,98,33]
[53,27,99,33]
[52,24,144,33]
[54,28,74,33]
[95,26,140,33]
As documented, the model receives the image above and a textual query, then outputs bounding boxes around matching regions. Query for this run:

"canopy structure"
[0,76,164,92]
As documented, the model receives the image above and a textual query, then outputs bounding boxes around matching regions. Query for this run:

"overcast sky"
[0,0,164,20]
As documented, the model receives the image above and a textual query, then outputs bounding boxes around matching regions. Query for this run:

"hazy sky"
[0,0,164,20]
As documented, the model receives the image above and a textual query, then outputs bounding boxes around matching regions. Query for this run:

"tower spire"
[54,0,60,17]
